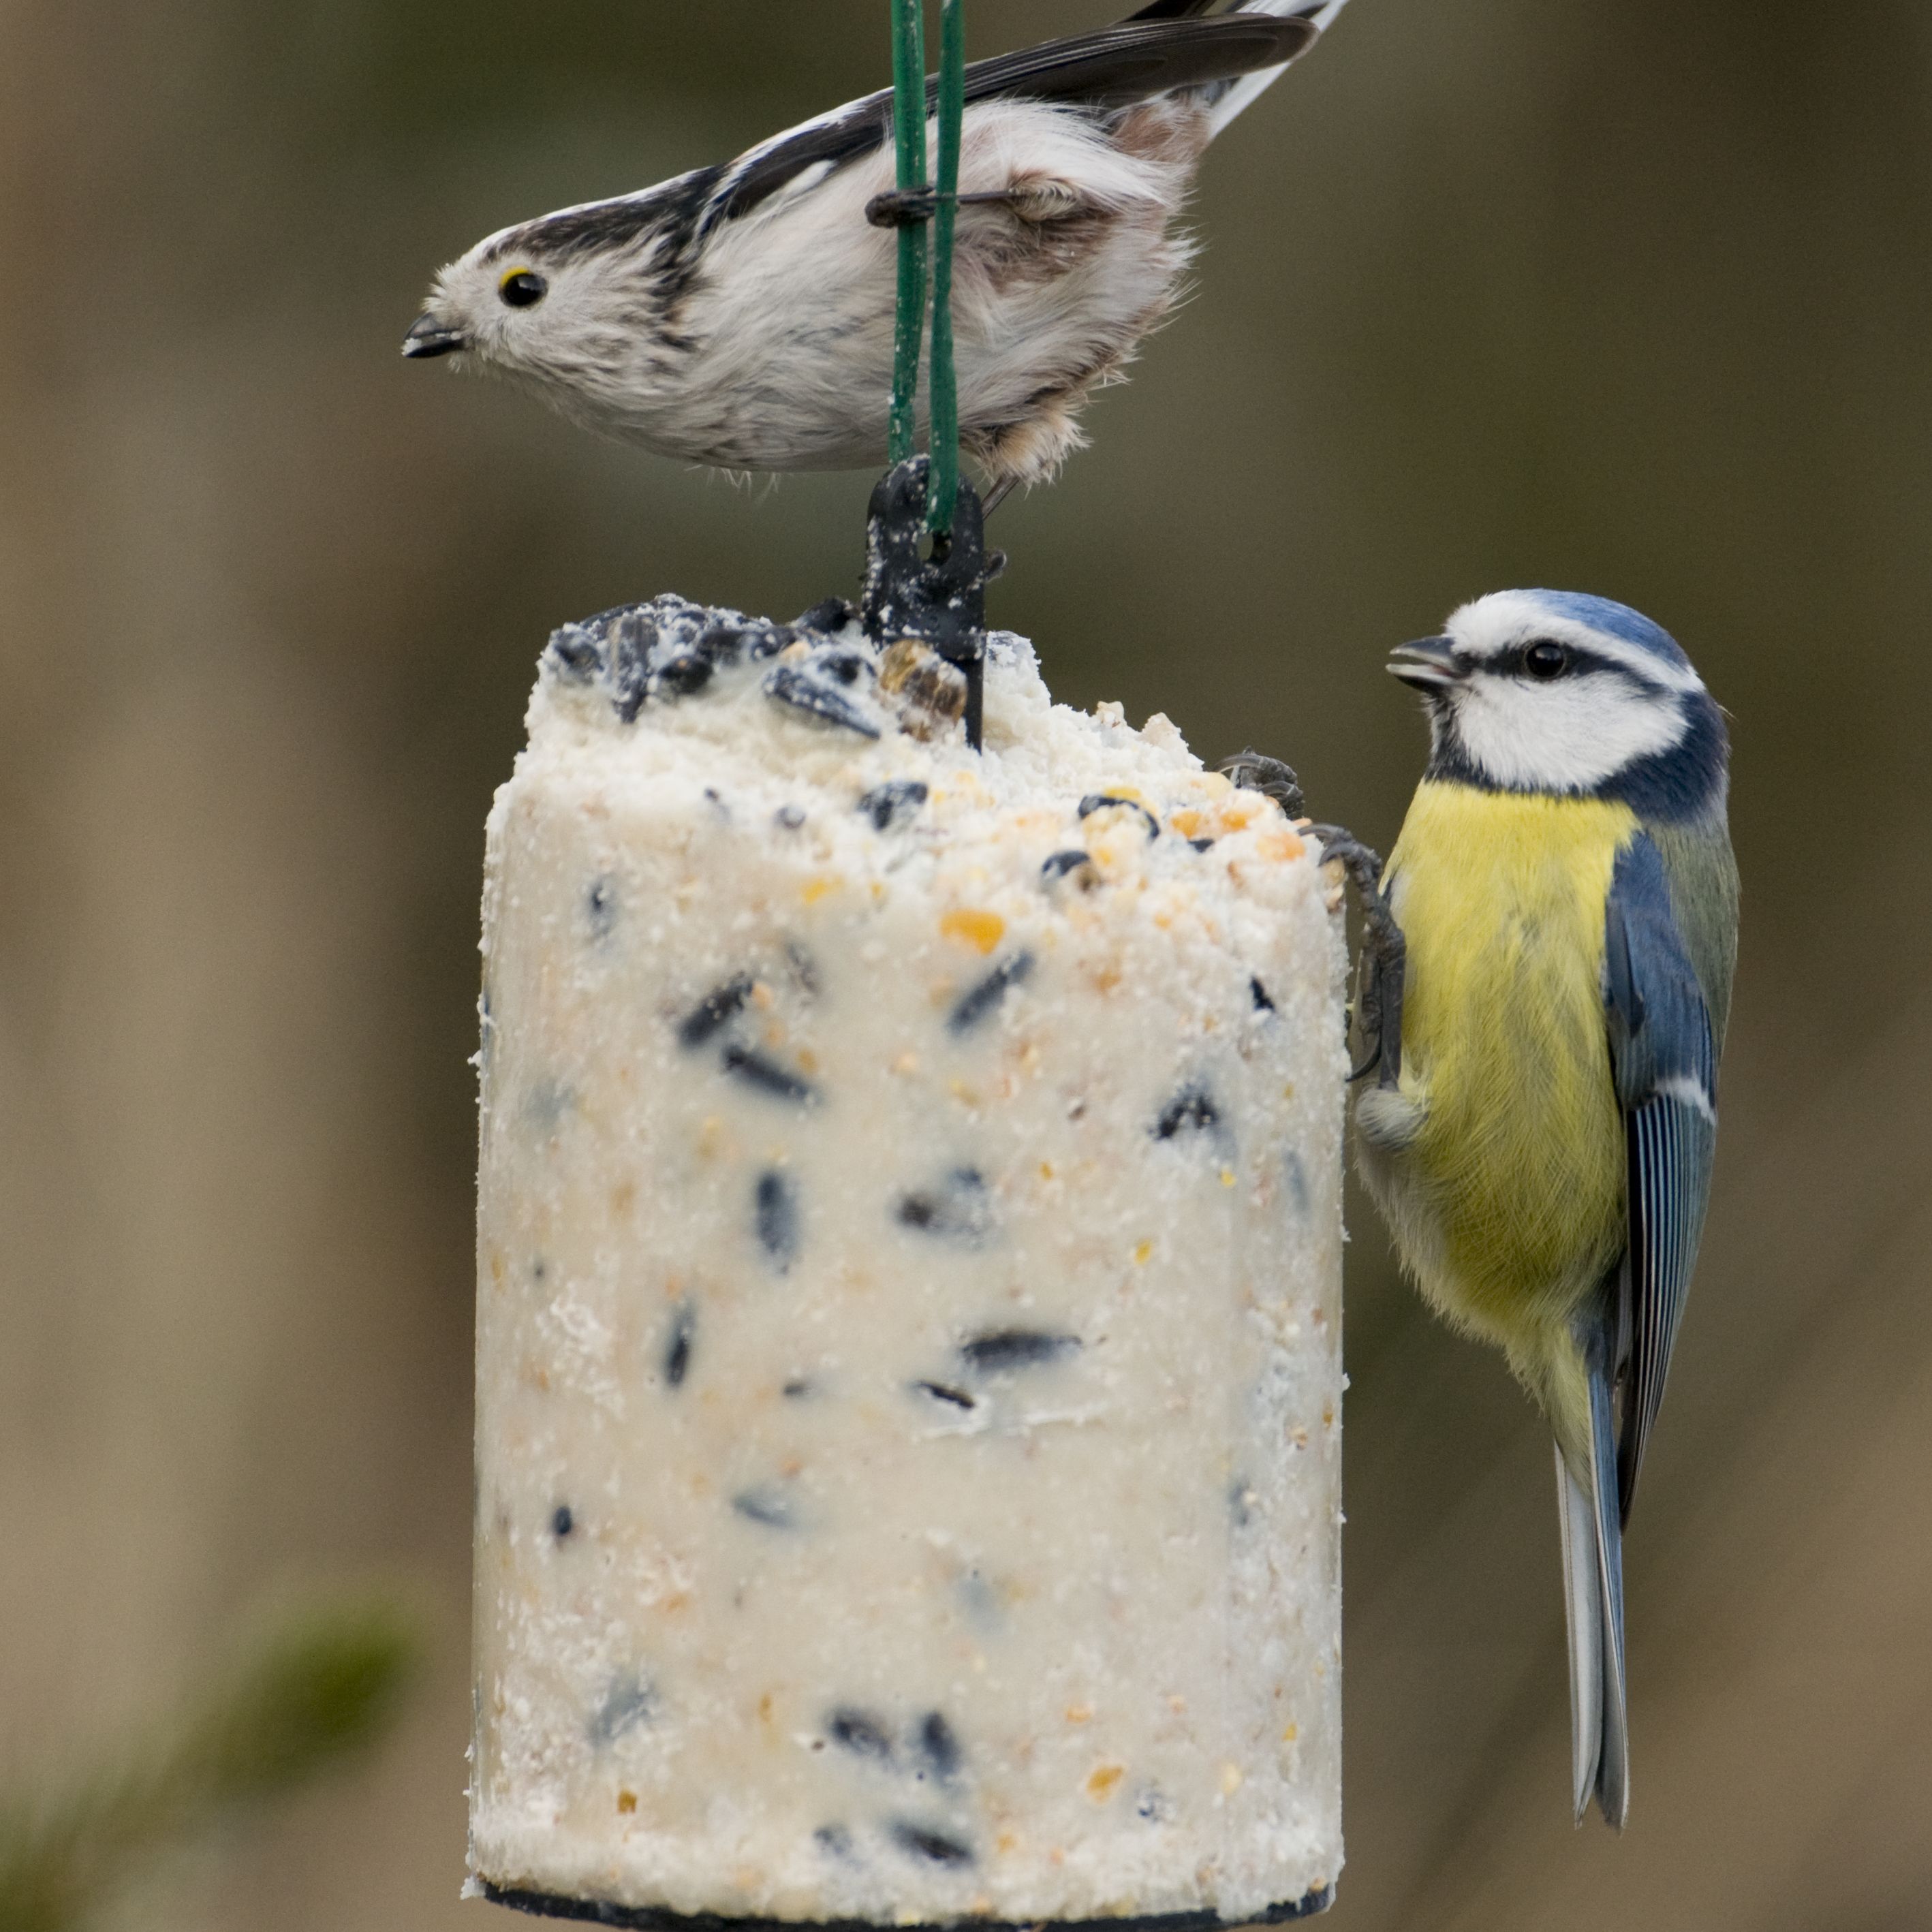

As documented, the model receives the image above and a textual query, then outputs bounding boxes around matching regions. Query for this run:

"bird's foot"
[866,188,939,228]
[979,476,1018,519]
[1304,824,1405,1090]
[1220,750,1307,820]
[866,187,1046,229]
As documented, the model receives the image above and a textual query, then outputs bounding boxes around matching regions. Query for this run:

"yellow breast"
[1375,781,1638,1352]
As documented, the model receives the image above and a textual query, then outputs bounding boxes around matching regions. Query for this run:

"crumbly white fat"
[472,625,1347,1924]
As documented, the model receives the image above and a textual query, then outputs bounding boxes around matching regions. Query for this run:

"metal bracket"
[861,456,989,749]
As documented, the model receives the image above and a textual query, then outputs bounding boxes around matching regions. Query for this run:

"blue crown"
[1522,591,1693,675]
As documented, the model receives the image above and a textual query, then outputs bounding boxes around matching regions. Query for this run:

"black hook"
[861,456,989,749]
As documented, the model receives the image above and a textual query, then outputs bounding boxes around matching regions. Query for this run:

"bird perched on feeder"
[403,0,1350,503]
[1347,590,1738,1828]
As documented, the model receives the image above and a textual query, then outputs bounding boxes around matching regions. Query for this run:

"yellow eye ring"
[499,268,548,309]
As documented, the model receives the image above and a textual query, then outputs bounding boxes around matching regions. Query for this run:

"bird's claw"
[1221,750,1307,820]
[1305,824,1405,1091]
[866,187,1034,230]
[867,188,939,228]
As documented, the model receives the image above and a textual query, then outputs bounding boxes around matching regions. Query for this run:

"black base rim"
[480,1881,1335,1929]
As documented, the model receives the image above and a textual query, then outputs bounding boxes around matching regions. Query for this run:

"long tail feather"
[1556,1445,1604,1818]
[1557,1336,1631,1827]
[1205,0,1352,135]
[1587,1340,1631,1826]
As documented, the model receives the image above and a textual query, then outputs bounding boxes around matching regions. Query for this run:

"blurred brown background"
[3,0,1929,1926]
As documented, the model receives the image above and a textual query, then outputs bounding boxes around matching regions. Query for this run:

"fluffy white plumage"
[405,1,1351,495]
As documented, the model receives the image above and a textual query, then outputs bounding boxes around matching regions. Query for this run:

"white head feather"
[1428,590,1703,796]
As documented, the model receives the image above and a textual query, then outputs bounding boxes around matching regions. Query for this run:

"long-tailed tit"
[404,1,1350,501]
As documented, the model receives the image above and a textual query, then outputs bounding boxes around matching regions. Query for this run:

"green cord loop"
[927,0,965,535]
[887,0,967,535]
[887,0,928,471]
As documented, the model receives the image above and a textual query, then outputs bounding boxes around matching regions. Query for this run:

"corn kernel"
[941,908,1006,954]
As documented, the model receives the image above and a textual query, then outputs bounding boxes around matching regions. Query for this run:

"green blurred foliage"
[0,1600,422,1932]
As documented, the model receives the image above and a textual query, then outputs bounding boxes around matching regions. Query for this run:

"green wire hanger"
[886,0,967,537]
[860,0,986,749]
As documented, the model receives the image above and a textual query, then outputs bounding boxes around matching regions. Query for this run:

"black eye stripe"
[1482,645,1668,700]
[499,270,548,309]
[1467,636,1674,694]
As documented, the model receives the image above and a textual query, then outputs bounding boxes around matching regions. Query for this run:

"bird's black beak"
[1386,636,1463,691]
[403,313,467,359]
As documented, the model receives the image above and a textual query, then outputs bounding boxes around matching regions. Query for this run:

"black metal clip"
[865,187,1021,229]
[861,456,989,750]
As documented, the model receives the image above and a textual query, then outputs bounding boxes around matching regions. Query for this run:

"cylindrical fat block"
[471,602,1347,1927]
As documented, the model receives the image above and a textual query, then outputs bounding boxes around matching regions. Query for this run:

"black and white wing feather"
[1603,834,1719,1523]
[707,10,1322,232]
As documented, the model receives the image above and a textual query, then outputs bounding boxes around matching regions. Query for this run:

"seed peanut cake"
[471,599,1347,1927]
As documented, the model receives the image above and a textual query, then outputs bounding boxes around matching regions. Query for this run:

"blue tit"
[1354,589,1738,1828]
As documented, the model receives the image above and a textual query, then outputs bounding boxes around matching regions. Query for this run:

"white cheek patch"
[477,253,656,396]
[445,257,523,357]
[1450,672,1689,793]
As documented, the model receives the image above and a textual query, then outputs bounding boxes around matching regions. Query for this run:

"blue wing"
[1603,834,1719,1523]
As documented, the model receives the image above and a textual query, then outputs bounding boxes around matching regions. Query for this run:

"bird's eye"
[1523,641,1570,681]
[499,270,548,310]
